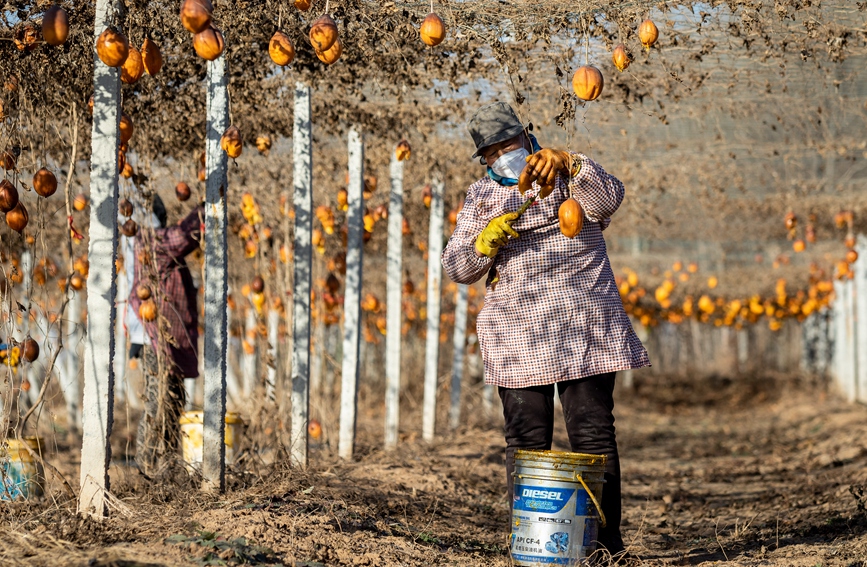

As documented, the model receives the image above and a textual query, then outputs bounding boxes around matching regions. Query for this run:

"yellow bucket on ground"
[510,450,607,566]
[179,411,243,471]
[1,437,44,500]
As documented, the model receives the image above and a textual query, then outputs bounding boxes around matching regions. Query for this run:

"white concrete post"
[266,306,279,402]
[224,300,241,406]
[60,291,82,433]
[422,178,444,442]
[202,51,229,492]
[449,284,468,431]
[113,261,128,405]
[338,128,364,460]
[79,0,122,518]
[384,153,404,450]
[854,234,866,404]
[833,278,857,402]
[242,304,258,396]
[290,83,313,467]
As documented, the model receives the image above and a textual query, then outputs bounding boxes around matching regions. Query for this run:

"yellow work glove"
[475,212,520,258]
[520,149,576,198]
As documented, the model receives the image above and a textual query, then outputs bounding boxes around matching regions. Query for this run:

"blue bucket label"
[513,485,575,514]
[574,489,592,516]
[511,480,601,566]
[583,517,598,547]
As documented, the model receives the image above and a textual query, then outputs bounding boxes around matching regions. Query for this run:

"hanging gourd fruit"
[0,180,19,212]
[119,198,134,217]
[180,0,213,34]
[295,0,311,10]
[73,193,89,211]
[42,5,69,46]
[309,15,338,52]
[639,19,658,51]
[0,151,14,170]
[139,299,157,322]
[220,125,242,158]
[255,136,272,154]
[847,249,859,264]
[21,337,39,362]
[612,44,631,72]
[396,140,411,161]
[193,25,225,61]
[558,198,584,238]
[119,113,134,144]
[315,38,342,65]
[136,284,152,300]
[176,182,191,201]
[96,28,130,67]
[420,13,445,46]
[6,201,28,233]
[141,38,163,75]
[121,46,144,84]
[121,218,138,237]
[33,168,57,198]
[269,31,295,66]
[572,65,604,101]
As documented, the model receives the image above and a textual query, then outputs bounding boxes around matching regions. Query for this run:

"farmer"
[128,194,204,473]
[442,102,650,560]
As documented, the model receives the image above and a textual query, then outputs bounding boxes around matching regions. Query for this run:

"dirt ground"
[2,374,867,567]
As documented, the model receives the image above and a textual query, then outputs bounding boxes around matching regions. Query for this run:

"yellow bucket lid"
[514,449,607,468]
[179,411,244,425]
[2,437,43,459]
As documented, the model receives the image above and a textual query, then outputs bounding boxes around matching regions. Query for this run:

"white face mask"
[490,147,530,180]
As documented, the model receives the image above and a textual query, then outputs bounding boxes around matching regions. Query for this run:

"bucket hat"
[467,102,526,160]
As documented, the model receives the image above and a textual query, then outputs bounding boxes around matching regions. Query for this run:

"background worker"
[128,195,204,474]
[442,102,650,561]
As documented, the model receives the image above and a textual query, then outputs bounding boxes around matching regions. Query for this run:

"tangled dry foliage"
[0,0,865,307]
[1,1,864,237]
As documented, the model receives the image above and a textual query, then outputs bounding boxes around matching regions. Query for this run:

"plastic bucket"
[1,437,44,500]
[179,411,243,471]
[510,450,607,566]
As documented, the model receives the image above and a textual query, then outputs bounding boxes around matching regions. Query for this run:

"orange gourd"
[42,5,69,46]
[6,201,28,233]
[420,13,445,46]
[141,38,163,75]
[121,46,144,84]
[572,65,604,101]
[558,198,584,238]
[612,44,631,72]
[193,25,225,61]
[269,31,295,66]
[33,168,57,198]
[96,28,129,67]
[639,19,658,51]
[180,0,213,33]
[315,38,342,65]
[309,15,338,52]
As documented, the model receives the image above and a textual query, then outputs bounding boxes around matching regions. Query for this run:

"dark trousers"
[499,372,624,554]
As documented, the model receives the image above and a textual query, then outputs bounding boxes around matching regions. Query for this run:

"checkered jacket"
[442,154,650,388]
[129,206,203,378]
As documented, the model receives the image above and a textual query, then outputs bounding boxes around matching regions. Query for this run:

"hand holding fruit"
[518,149,573,198]
[475,212,520,258]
